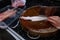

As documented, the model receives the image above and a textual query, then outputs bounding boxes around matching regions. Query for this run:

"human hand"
[11,0,26,8]
[48,16,60,29]
[0,9,16,22]
[0,9,16,29]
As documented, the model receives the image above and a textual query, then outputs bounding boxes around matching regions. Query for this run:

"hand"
[0,9,16,22]
[11,0,26,8]
[48,16,60,29]
[0,9,16,29]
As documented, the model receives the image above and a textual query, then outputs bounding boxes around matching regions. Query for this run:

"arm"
[0,9,16,21]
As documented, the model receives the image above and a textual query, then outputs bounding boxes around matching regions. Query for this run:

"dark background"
[0,0,11,9]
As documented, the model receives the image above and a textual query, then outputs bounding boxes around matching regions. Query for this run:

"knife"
[20,15,48,21]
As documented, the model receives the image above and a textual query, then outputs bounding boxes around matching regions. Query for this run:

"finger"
[48,19,57,25]
[16,2,24,7]
[12,2,17,7]
[56,27,60,29]
[48,17,59,23]
[48,19,60,29]
[50,22,60,29]
[49,16,59,20]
